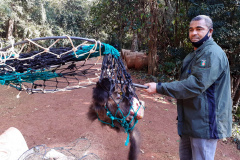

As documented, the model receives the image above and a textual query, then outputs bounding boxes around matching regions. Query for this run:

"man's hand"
[143,82,157,94]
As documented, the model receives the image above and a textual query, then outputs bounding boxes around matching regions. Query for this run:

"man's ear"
[209,28,213,37]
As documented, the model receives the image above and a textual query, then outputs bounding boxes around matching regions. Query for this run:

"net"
[0,36,110,93]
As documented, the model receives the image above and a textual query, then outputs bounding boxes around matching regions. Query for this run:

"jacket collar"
[195,38,214,52]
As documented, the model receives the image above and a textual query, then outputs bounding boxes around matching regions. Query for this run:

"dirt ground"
[1,74,240,159]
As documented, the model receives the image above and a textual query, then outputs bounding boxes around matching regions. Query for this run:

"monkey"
[88,78,141,160]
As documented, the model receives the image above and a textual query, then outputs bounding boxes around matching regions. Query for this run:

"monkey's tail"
[128,127,141,160]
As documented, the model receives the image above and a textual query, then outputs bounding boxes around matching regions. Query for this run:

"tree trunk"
[233,89,240,106]
[232,75,240,113]
[232,75,240,100]
[148,0,158,76]
[7,19,14,39]
[174,0,179,46]
[41,2,47,24]
[233,89,240,114]
[131,33,138,52]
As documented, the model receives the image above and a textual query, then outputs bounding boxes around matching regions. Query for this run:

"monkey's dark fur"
[88,78,141,160]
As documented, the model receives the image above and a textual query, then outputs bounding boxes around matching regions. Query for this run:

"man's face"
[189,19,212,42]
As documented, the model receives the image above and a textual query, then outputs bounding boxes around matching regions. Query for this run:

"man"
[144,15,232,160]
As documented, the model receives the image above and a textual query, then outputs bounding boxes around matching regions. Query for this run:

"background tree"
[0,0,91,41]
[89,0,148,50]
[148,0,158,75]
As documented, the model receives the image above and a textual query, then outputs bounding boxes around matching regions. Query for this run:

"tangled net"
[18,137,100,160]
[0,36,119,94]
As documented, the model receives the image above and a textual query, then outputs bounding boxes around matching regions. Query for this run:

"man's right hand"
[143,82,157,94]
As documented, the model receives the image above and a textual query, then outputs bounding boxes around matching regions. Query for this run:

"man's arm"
[144,50,226,99]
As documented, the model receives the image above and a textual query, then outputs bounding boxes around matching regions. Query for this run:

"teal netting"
[0,69,59,85]
[97,102,141,146]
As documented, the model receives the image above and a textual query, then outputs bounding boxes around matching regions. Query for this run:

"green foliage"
[157,47,189,81]
[89,0,149,48]
[45,0,90,36]
[0,0,13,34]
[149,0,192,81]
[0,0,92,42]
[235,106,240,120]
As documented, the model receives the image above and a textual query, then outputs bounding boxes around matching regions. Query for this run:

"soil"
[0,71,240,160]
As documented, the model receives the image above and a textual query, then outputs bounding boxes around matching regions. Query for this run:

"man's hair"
[191,15,213,29]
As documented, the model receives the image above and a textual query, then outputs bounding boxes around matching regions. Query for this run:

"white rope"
[1,36,101,62]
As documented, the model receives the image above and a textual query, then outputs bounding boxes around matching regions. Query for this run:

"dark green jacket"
[157,39,232,139]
